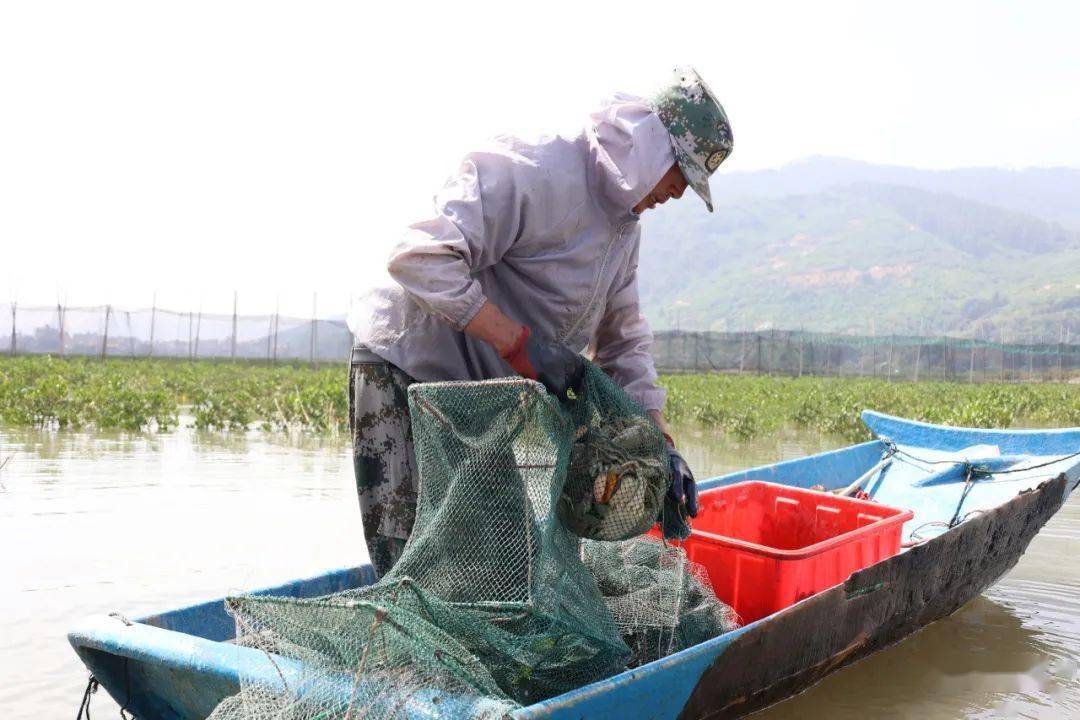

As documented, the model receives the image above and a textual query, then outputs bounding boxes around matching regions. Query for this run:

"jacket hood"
[585,93,676,219]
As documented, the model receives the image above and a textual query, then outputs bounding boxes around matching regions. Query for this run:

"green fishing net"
[208,362,736,720]
[583,536,740,667]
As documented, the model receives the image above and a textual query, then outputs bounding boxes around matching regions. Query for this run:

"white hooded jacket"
[348,94,674,411]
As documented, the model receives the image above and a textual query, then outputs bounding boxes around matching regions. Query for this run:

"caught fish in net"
[558,416,669,541]
[208,361,736,720]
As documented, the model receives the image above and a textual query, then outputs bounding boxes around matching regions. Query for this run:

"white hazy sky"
[2,0,1079,316]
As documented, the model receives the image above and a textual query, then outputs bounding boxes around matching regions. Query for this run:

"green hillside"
[638,181,1080,338]
[707,157,1080,230]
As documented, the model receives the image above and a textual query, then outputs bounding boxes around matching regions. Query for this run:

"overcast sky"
[2,0,1078,316]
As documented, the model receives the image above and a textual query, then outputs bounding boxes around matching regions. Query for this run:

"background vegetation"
[660,373,1080,441]
[1,357,1078,441]
[0,357,347,433]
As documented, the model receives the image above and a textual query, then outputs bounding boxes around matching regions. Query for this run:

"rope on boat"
[876,435,1080,542]
[879,435,1079,487]
[75,668,134,720]
[980,448,1080,474]
[948,465,977,528]
[890,445,1080,476]
[76,676,98,719]
[120,656,134,719]
[904,510,986,546]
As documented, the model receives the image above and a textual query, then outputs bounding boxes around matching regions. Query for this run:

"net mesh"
[208,362,736,720]
[583,536,740,667]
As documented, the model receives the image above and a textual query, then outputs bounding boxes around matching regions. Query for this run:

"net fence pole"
[149,292,157,358]
[1027,325,1034,382]
[57,303,65,357]
[1000,325,1006,383]
[187,312,193,361]
[941,333,948,382]
[101,305,111,360]
[272,306,280,365]
[1067,326,1073,382]
[887,333,894,382]
[310,292,318,368]
[870,318,877,379]
[768,329,775,375]
[9,302,15,356]
[936,332,941,382]
[969,325,976,383]
[739,331,746,374]
[1059,323,1065,383]
[798,328,804,377]
[913,320,923,382]
[231,291,238,362]
[265,312,273,362]
[173,311,180,359]
[786,330,794,377]
[194,309,202,360]
[859,323,866,377]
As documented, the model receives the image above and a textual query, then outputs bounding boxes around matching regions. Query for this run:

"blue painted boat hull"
[69,411,1080,719]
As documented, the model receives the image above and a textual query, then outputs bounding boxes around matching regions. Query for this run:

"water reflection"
[671,422,846,479]
[756,594,1075,719]
[0,420,349,461]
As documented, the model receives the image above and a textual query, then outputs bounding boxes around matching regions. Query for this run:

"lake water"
[1,422,1077,719]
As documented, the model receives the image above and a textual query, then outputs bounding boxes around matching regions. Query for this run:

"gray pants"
[348,349,418,577]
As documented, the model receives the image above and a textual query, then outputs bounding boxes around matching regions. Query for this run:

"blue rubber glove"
[667,444,699,518]
[660,434,698,540]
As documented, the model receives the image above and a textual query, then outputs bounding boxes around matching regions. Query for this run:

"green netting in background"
[652,330,1080,382]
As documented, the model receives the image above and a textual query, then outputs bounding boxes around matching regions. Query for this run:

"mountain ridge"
[638,163,1080,338]
[708,156,1080,230]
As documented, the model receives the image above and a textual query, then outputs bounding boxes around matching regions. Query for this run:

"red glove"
[501,326,537,379]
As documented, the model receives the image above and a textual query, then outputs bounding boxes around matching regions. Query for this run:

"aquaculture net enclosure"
[208,363,735,720]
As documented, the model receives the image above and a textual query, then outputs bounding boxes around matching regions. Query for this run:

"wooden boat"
[69,411,1080,719]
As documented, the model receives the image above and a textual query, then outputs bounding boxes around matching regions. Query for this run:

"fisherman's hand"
[501,325,585,402]
[664,433,698,518]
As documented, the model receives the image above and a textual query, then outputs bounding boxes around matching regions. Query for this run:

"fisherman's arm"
[387,157,520,335]
[387,156,582,397]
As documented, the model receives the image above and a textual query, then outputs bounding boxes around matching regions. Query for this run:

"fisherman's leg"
[348,358,417,577]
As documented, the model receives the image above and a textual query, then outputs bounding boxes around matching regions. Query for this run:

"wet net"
[208,362,735,720]
[583,536,739,667]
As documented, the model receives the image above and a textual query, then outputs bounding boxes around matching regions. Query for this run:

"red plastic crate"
[658,481,913,623]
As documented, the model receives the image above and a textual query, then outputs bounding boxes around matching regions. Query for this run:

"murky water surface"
[2,423,1077,719]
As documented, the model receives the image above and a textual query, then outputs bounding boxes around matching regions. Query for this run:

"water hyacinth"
[658,373,1080,441]
[0,357,1077,438]
[0,357,348,434]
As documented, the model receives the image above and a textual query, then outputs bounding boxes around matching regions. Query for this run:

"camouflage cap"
[650,66,733,212]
